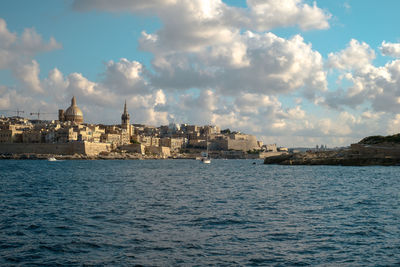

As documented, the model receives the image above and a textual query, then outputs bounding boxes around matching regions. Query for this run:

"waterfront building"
[0,99,268,157]
[160,137,186,152]
[210,133,260,152]
[0,125,24,143]
[22,130,42,143]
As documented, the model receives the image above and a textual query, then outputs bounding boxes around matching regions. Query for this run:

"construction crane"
[0,109,25,117]
[30,110,57,120]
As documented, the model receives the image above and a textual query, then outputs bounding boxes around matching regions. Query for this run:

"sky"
[1,0,400,147]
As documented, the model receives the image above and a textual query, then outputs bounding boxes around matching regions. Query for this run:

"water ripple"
[1,160,400,265]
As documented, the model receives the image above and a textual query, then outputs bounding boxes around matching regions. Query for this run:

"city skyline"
[1,0,400,147]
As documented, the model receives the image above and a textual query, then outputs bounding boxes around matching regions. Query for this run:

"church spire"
[121,100,131,136]
[121,100,130,125]
[71,96,77,106]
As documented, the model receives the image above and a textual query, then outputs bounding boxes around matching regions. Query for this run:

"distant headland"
[264,133,400,166]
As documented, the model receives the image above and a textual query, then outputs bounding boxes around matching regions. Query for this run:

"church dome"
[64,96,83,124]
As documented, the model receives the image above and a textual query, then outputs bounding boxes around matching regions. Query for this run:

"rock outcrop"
[264,149,400,166]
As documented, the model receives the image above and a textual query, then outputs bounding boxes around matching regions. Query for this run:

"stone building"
[210,133,260,151]
[59,96,84,124]
[0,125,24,143]
[160,137,186,152]
[121,100,131,136]
[0,117,31,143]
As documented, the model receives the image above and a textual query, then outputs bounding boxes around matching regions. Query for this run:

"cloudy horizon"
[1,0,400,147]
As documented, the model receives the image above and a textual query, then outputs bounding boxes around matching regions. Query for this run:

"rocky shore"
[263,149,400,166]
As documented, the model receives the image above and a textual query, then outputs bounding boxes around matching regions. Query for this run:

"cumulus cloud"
[244,0,330,31]
[103,59,149,94]
[149,31,327,98]
[72,0,176,12]
[327,39,375,71]
[0,18,61,70]
[72,0,330,32]
[323,39,400,117]
[0,18,16,47]
[380,41,400,58]
[215,32,327,96]
[0,17,61,95]
[13,60,43,93]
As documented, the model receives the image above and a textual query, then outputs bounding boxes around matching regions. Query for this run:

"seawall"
[0,142,110,156]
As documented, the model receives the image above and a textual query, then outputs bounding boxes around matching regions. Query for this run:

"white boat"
[201,157,211,164]
[201,134,211,164]
[47,157,57,161]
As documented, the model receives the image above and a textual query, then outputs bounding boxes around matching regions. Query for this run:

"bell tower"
[121,100,131,135]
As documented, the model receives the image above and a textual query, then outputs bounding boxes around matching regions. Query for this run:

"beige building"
[56,127,78,143]
[59,96,84,124]
[0,126,23,143]
[146,146,171,157]
[211,133,260,151]
[137,136,160,147]
[160,137,186,152]
[22,130,42,143]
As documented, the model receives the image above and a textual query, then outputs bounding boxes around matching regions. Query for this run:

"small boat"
[201,157,211,164]
[201,134,211,164]
[47,157,57,161]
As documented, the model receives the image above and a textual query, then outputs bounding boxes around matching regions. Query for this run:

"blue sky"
[1,0,400,147]
[2,0,399,79]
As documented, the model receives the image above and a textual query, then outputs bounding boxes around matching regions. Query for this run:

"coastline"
[0,153,194,160]
[263,149,400,166]
[0,153,264,160]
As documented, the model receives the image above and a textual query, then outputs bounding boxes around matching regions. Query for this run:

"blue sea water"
[1,159,400,266]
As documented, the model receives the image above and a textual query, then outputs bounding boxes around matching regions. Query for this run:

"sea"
[1,159,400,266]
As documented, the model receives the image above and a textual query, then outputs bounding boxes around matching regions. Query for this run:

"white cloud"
[0,18,16,47]
[72,0,177,12]
[327,39,375,71]
[13,60,43,93]
[245,0,330,31]
[323,39,400,114]
[149,31,327,98]
[343,2,351,12]
[72,0,330,32]
[0,18,61,70]
[380,41,400,58]
[103,59,149,94]
[0,17,61,97]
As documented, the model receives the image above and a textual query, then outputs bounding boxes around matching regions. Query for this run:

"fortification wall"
[227,139,259,152]
[0,143,82,155]
[146,146,171,157]
[84,142,110,156]
[119,143,145,154]
[0,142,110,155]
